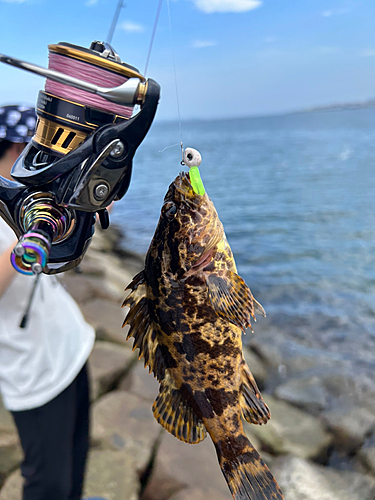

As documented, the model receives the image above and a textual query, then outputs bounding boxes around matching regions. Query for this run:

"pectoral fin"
[206,271,265,331]
[153,383,207,444]
[240,363,270,425]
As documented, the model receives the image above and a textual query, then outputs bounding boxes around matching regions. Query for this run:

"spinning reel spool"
[0,41,160,275]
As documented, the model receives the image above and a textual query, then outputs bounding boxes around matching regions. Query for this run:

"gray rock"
[80,298,129,346]
[169,487,230,500]
[272,455,375,500]
[248,395,332,460]
[88,341,136,400]
[0,398,17,435]
[249,336,325,376]
[62,272,120,304]
[0,434,23,479]
[357,434,375,475]
[0,399,22,477]
[322,405,375,452]
[119,362,159,402]
[0,469,22,500]
[83,251,134,301]
[242,425,261,452]
[91,391,161,471]
[83,449,139,500]
[275,375,330,413]
[250,335,375,421]
[89,228,118,254]
[141,431,230,500]
[243,347,268,387]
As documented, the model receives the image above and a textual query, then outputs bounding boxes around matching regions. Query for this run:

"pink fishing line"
[45,52,133,117]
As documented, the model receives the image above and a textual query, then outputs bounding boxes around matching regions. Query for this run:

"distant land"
[299,98,375,114]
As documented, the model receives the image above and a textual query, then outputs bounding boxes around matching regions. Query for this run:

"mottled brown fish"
[122,172,283,500]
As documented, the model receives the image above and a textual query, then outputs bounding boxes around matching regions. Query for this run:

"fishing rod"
[0,40,160,275]
[107,0,127,44]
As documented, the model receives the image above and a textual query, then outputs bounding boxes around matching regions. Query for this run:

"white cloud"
[192,0,262,14]
[1,0,29,3]
[120,21,145,33]
[321,7,350,17]
[192,40,217,48]
[360,49,375,57]
[84,0,98,5]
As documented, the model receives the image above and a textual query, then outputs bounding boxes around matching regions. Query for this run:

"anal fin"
[240,363,270,425]
[153,384,207,444]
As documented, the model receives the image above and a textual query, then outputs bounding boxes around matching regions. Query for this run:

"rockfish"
[122,172,283,500]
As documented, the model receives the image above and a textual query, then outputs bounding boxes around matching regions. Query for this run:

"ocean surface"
[112,108,375,369]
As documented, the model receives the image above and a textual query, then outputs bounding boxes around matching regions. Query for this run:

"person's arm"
[0,241,17,298]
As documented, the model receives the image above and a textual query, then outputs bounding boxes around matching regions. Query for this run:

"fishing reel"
[0,40,160,275]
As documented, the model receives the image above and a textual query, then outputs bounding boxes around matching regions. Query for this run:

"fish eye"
[163,202,177,219]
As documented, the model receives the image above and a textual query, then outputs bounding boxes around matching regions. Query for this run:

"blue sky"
[0,0,375,121]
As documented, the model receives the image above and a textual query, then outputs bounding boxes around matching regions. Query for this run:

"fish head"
[148,171,224,279]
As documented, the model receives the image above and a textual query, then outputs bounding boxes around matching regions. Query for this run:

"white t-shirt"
[0,217,95,411]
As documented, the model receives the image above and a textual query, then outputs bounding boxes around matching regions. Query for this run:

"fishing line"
[166,0,184,162]
[158,143,180,153]
[107,0,126,45]
[144,0,164,76]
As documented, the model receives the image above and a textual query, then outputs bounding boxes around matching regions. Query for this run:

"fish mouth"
[173,171,201,204]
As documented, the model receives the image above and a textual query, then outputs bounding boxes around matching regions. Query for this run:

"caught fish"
[122,171,283,500]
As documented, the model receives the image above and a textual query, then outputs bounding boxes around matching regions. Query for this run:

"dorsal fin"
[122,271,160,378]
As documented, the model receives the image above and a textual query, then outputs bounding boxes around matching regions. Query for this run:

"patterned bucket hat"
[0,105,37,143]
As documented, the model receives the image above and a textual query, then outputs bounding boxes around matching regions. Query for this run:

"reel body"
[0,41,160,275]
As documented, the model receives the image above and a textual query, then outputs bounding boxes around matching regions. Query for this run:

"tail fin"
[220,449,283,500]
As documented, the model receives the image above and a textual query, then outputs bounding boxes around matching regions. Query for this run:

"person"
[0,105,99,500]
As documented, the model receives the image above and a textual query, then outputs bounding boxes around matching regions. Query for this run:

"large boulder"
[272,455,375,500]
[357,433,375,476]
[243,347,268,388]
[249,334,375,422]
[246,395,332,460]
[91,391,161,471]
[322,405,375,453]
[0,399,22,479]
[83,449,139,500]
[169,487,230,500]
[62,271,119,304]
[80,298,129,346]
[83,250,134,302]
[88,341,136,400]
[0,469,22,500]
[274,375,330,414]
[141,431,231,500]
[119,362,159,403]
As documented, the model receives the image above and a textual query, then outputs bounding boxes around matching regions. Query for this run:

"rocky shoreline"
[0,225,375,500]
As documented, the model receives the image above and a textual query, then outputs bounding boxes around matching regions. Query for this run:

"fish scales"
[123,172,283,500]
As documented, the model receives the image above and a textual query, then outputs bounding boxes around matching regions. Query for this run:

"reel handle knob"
[11,232,51,275]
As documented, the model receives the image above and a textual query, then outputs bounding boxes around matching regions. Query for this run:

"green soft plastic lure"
[183,147,205,196]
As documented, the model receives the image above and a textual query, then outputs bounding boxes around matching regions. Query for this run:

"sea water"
[112,108,375,370]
